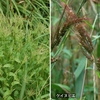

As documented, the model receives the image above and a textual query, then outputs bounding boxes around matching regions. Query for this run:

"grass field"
[0,0,49,100]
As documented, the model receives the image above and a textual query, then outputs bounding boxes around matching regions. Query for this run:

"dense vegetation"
[0,0,49,100]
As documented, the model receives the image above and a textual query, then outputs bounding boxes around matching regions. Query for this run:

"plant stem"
[80,70,86,100]
[93,61,96,100]
[19,62,28,100]
[77,0,87,14]
[90,14,98,37]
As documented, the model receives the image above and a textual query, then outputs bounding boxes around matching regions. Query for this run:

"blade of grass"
[77,0,87,14]
[19,61,28,100]
[90,14,98,37]
[11,0,20,16]
[19,20,28,100]
[80,59,87,100]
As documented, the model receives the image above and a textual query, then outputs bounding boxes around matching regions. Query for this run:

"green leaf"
[68,98,75,100]
[14,90,19,97]
[51,16,60,26]
[63,47,72,59]
[9,72,18,81]
[74,57,86,79]
[0,51,4,57]
[41,94,49,99]
[4,89,12,98]
[96,71,100,78]
[0,77,6,81]
[97,39,100,57]
[52,83,71,92]
[14,58,21,63]
[75,70,84,98]
[3,64,12,68]
[7,96,13,100]
[11,81,20,87]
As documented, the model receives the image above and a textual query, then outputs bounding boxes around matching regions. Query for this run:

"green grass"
[0,0,49,100]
